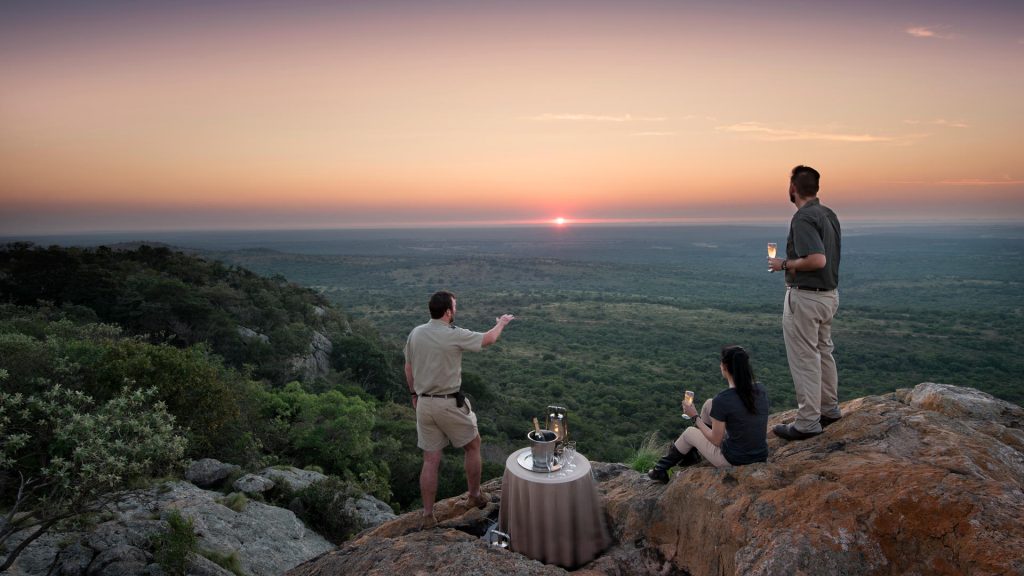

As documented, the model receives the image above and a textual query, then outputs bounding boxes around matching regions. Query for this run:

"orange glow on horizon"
[1,1,1022,235]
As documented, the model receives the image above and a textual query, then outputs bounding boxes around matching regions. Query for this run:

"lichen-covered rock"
[233,473,275,495]
[184,459,240,489]
[609,383,1024,576]
[290,330,333,382]
[344,494,397,528]
[258,467,328,492]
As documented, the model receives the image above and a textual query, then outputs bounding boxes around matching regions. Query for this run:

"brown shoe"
[466,492,490,509]
[420,512,438,530]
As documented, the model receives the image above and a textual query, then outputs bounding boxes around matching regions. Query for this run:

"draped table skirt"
[498,448,610,568]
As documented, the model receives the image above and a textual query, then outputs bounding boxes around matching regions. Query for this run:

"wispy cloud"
[716,122,898,143]
[526,113,666,122]
[904,118,969,128]
[905,25,958,40]
[888,176,1024,186]
[632,131,676,137]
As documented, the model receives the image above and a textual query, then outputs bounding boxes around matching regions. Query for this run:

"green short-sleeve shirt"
[786,198,841,290]
[405,319,485,395]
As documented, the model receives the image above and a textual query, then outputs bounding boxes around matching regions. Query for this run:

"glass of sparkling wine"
[767,242,777,272]
[681,390,695,419]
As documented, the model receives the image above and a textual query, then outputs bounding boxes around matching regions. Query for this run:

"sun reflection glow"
[553,217,567,226]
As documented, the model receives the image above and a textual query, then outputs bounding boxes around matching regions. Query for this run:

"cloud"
[905,25,958,40]
[888,177,1024,186]
[716,122,898,143]
[632,131,676,137]
[904,118,969,128]
[526,113,666,122]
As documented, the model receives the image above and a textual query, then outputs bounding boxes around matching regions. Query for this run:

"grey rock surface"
[258,467,328,492]
[233,473,275,495]
[184,459,240,489]
[5,481,332,576]
[344,494,397,528]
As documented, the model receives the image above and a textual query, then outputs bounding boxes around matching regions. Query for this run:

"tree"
[0,378,186,571]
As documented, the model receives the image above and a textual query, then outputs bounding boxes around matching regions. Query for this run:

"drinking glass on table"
[767,243,777,272]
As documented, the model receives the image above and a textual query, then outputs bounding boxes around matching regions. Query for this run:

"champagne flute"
[767,243,777,272]
[681,390,695,420]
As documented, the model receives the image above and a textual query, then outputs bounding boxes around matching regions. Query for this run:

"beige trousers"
[674,399,730,468]
[782,287,841,433]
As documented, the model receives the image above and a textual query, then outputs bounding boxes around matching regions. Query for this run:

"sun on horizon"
[553,217,567,226]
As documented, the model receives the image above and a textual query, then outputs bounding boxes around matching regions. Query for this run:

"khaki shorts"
[416,396,478,451]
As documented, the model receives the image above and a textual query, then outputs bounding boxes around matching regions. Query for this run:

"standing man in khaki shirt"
[768,165,843,440]
[404,290,515,528]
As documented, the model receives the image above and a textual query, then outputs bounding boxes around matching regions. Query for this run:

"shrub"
[152,510,197,576]
[292,477,364,544]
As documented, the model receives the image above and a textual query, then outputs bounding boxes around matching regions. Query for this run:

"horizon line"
[3,215,1024,240]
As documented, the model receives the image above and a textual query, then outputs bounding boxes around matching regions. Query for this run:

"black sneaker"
[772,423,821,441]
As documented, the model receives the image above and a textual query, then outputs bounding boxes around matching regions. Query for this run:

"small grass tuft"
[626,432,665,473]
[201,549,245,576]
[218,492,248,513]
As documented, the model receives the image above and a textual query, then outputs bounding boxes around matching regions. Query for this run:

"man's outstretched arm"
[481,314,515,347]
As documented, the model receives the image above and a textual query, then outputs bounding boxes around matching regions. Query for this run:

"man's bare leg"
[420,449,443,516]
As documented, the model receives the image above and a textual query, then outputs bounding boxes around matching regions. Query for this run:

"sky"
[2,0,1023,234]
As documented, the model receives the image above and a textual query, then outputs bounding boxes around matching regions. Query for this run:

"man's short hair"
[790,165,820,197]
[429,291,456,319]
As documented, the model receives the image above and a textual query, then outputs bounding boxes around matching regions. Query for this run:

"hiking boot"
[820,414,842,429]
[647,444,685,483]
[772,423,821,441]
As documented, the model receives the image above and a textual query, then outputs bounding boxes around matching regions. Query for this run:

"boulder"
[233,473,275,495]
[84,544,148,576]
[5,481,332,576]
[343,494,397,528]
[236,325,270,344]
[607,383,1024,576]
[185,459,240,489]
[290,330,333,382]
[258,467,328,492]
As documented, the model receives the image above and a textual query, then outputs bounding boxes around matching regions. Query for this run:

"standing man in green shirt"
[404,290,515,528]
[768,165,842,440]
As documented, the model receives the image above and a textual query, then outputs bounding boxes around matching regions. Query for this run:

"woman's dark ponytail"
[722,345,758,414]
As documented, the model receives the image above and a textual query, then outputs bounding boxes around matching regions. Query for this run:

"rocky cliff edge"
[289,383,1024,576]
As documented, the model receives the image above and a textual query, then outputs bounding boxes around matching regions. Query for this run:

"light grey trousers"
[783,287,841,433]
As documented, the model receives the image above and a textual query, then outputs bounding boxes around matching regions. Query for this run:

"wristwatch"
[781,260,788,271]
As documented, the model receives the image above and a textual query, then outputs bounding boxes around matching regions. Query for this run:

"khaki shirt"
[404,319,485,395]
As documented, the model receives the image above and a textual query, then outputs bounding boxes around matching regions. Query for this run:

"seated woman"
[649,345,770,482]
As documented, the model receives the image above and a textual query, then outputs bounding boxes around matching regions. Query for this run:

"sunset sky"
[2,0,1023,234]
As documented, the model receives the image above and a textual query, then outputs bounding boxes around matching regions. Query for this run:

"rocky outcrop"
[7,481,333,576]
[185,458,240,489]
[288,383,1024,576]
[290,330,333,382]
[259,466,328,492]
[233,473,275,495]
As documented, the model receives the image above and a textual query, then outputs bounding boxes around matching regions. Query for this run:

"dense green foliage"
[204,224,1024,464]
[0,245,462,512]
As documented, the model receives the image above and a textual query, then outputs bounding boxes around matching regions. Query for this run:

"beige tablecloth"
[498,448,610,567]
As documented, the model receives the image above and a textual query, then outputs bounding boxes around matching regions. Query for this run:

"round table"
[498,447,610,568]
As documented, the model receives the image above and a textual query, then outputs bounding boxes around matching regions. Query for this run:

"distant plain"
[13,223,1023,462]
